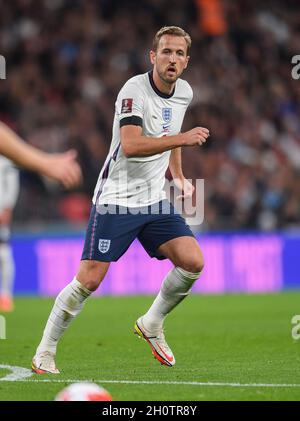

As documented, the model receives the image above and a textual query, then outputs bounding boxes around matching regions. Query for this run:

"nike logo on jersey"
[162,124,170,131]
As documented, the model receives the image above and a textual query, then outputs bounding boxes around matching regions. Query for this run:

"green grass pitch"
[1,292,300,401]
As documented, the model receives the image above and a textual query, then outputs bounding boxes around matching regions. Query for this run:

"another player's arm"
[0,122,82,188]
[120,125,209,158]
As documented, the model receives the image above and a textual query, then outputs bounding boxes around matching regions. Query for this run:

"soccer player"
[0,156,19,312]
[0,122,82,189]
[32,26,210,374]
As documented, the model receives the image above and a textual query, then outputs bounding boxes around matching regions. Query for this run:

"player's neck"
[151,69,175,96]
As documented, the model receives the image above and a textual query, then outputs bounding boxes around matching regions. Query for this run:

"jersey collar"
[148,71,175,99]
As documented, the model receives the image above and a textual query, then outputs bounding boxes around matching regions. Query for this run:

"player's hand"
[42,150,82,189]
[173,177,195,200]
[183,127,210,146]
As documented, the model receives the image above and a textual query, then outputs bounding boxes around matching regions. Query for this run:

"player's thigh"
[158,236,204,273]
[76,260,110,292]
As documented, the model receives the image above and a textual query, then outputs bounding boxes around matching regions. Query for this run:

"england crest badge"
[162,107,172,123]
[98,239,111,253]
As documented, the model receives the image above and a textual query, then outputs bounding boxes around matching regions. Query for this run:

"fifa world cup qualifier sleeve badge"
[121,98,133,113]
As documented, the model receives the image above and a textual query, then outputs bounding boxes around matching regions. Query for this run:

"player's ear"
[150,50,156,65]
[184,55,190,69]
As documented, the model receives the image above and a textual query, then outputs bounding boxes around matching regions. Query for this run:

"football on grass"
[55,382,113,401]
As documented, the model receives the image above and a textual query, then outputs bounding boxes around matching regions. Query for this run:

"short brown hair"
[153,26,192,55]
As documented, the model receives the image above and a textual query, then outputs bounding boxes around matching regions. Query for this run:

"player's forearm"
[123,133,185,158]
[0,122,49,173]
[169,147,184,179]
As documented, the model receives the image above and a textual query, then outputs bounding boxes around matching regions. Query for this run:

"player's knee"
[183,261,204,274]
[80,278,99,292]
[181,254,204,274]
[77,261,102,292]
[77,275,99,292]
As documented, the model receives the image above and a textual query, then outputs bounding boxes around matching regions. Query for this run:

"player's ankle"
[140,315,163,334]
[36,343,57,356]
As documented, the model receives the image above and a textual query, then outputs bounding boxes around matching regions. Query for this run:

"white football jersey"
[93,71,193,208]
[0,156,19,213]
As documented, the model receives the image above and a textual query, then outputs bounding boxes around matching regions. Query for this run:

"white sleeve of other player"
[2,162,20,209]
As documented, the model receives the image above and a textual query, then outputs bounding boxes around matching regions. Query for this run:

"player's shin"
[142,267,201,332]
[36,278,92,355]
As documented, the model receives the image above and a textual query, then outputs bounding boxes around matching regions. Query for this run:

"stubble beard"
[157,67,179,85]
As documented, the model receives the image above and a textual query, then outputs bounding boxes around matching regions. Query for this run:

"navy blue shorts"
[81,200,194,262]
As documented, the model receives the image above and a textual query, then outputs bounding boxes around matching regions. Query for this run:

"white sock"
[0,243,15,297]
[36,278,92,355]
[142,267,201,332]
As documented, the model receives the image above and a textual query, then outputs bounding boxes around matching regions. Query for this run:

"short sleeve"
[186,83,193,106]
[116,78,144,128]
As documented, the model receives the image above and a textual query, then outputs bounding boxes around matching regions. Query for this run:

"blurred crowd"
[0,0,299,231]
